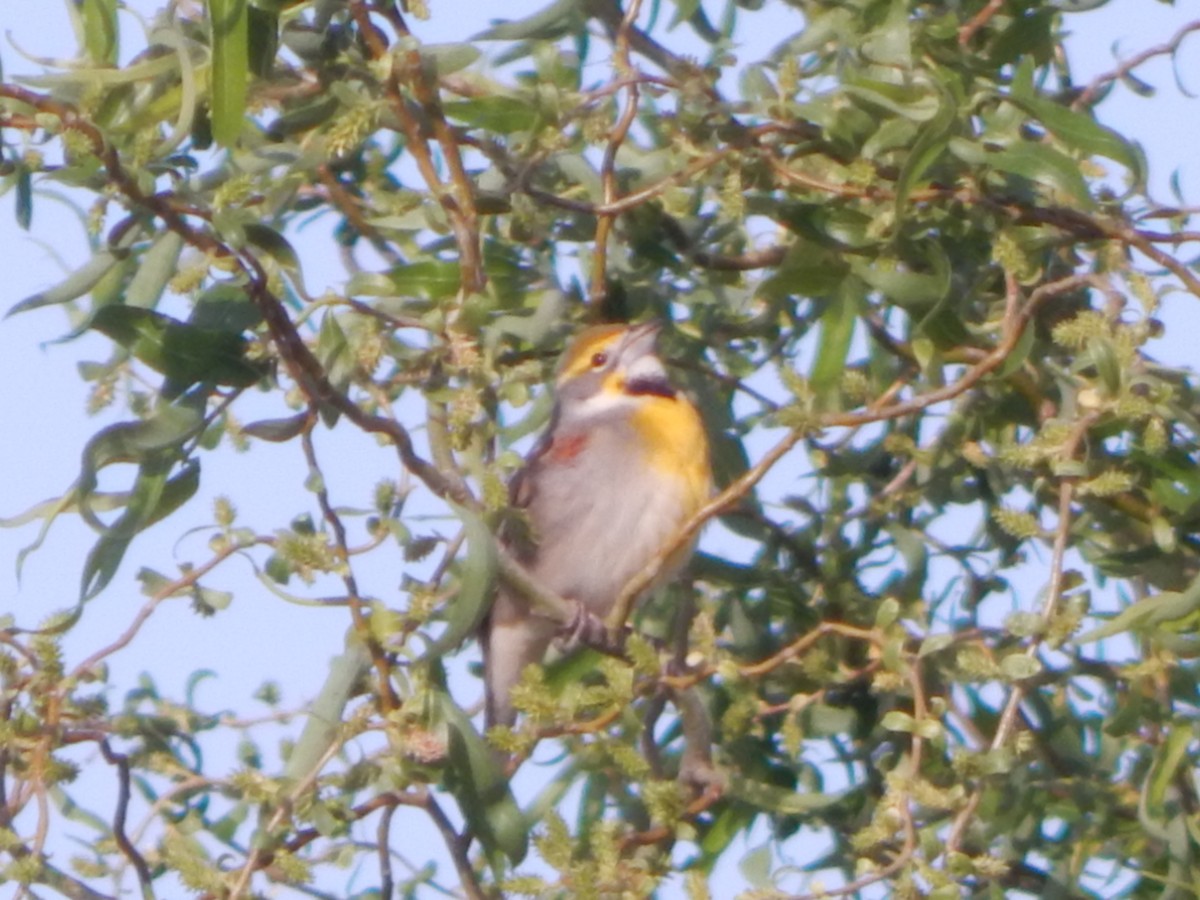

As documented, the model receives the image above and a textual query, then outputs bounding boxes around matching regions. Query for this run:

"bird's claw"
[558,603,624,657]
[559,602,607,649]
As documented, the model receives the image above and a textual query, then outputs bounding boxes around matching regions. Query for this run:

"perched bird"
[483,321,712,728]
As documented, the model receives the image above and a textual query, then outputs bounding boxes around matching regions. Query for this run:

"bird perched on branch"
[483,321,712,728]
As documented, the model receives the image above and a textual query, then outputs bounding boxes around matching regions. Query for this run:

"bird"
[482,320,713,729]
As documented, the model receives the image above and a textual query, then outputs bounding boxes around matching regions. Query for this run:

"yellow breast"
[629,393,713,513]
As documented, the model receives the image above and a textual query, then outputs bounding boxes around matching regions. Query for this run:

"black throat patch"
[625,375,677,399]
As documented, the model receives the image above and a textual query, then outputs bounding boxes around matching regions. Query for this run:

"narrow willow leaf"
[809,280,861,408]
[247,5,278,78]
[15,165,32,230]
[1076,574,1200,643]
[894,82,956,214]
[91,306,267,389]
[79,403,205,511]
[241,414,309,443]
[852,257,949,310]
[988,142,1095,209]
[443,94,539,132]
[209,0,249,146]
[1014,92,1143,179]
[386,259,463,299]
[725,774,845,814]
[82,458,201,600]
[439,690,529,865]
[472,0,582,41]
[80,0,119,64]
[9,249,123,316]
[418,509,496,660]
[284,631,371,780]
[243,223,308,297]
[124,232,185,309]
[420,43,483,77]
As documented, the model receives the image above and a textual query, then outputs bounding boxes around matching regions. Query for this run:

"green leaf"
[809,279,861,408]
[284,631,371,781]
[1076,574,1200,643]
[81,458,201,600]
[919,634,954,657]
[894,82,956,214]
[90,306,267,391]
[756,239,849,300]
[385,259,464,299]
[843,76,941,122]
[241,414,309,443]
[420,43,483,77]
[418,510,496,660]
[8,249,124,316]
[725,774,845,814]
[1143,723,1192,817]
[124,232,185,309]
[1010,89,1142,179]
[881,710,916,733]
[998,653,1041,681]
[444,97,540,134]
[875,597,900,629]
[439,690,528,865]
[80,0,119,64]
[209,0,250,146]
[852,252,950,310]
[738,843,772,888]
[77,402,206,535]
[243,223,308,297]
[987,141,1095,209]
[246,4,278,79]
[472,0,583,41]
[15,164,32,230]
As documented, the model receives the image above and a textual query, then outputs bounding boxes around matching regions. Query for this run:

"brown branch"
[376,804,396,900]
[958,0,1005,47]
[68,540,246,681]
[413,790,488,900]
[317,164,404,268]
[1074,19,1200,109]
[98,741,154,898]
[300,426,399,712]
[0,84,478,511]
[348,1,484,294]
[605,271,1093,637]
[589,0,644,304]
[943,410,1095,856]
[1105,220,1200,301]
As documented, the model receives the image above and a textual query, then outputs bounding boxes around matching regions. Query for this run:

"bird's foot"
[558,603,625,657]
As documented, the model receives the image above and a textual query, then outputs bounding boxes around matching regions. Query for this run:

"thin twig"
[348,1,484,294]
[589,0,644,304]
[377,804,396,900]
[958,0,1005,47]
[98,741,155,899]
[605,271,1093,636]
[1074,19,1200,109]
[417,790,488,900]
[942,412,1093,856]
[301,426,398,711]
[68,541,246,681]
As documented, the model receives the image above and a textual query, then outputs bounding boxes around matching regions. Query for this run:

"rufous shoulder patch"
[545,431,588,463]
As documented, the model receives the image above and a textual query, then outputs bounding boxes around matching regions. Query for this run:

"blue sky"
[1,1,1198,896]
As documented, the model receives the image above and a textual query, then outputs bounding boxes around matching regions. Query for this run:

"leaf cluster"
[2,0,1200,898]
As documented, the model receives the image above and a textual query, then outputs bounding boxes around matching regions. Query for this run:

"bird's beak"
[620,322,673,395]
[621,321,662,361]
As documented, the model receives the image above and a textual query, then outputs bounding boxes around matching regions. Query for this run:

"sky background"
[1,1,1199,897]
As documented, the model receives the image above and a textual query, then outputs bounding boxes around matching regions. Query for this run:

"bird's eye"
[590,351,608,368]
